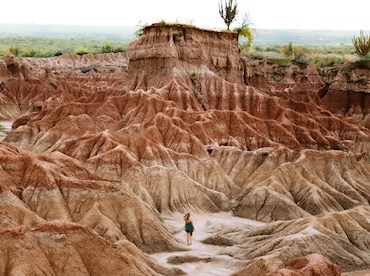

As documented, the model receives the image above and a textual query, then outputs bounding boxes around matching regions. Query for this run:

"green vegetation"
[0,23,366,69]
[234,13,254,48]
[135,20,197,38]
[0,36,129,58]
[293,45,312,63]
[150,20,196,28]
[281,42,294,57]
[356,75,368,84]
[218,0,238,30]
[352,30,370,59]
[266,57,291,67]
[134,21,148,37]
[9,45,20,56]
[243,43,355,68]
[74,48,94,55]
[342,60,370,74]
[100,43,125,53]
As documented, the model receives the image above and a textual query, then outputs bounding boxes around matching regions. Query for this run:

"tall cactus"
[352,30,370,58]
[219,0,238,30]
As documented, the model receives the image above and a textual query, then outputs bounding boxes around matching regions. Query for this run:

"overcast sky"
[1,0,369,30]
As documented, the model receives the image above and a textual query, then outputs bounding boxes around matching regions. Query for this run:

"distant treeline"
[253,29,367,46]
[0,24,367,66]
[1,24,368,45]
[0,24,136,39]
[0,24,136,57]
[0,36,130,57]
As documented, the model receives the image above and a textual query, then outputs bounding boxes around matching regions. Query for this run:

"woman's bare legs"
[186,232,190,245]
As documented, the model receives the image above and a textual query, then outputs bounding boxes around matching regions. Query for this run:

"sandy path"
[151,212,265,275]
[0,121,13,141]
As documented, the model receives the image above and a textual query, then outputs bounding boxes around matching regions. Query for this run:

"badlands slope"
[0,24,369,275]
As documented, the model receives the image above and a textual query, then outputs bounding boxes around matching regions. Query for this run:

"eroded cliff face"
[0,24,369,275]
[245,59,370,129]
[319,61,370,128]
[0,53,128,120]
[128,24,244,89]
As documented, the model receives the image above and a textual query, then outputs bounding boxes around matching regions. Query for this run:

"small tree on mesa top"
[219,0,238,30]
[352,30,370,59]
[234,13,254,48]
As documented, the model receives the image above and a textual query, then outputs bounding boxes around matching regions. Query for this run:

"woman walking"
[184,213,195,245]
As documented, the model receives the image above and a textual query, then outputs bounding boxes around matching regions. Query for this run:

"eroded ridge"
[0,24,369,275]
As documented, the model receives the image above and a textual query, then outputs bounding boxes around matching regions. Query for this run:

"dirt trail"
[150,212,265,275]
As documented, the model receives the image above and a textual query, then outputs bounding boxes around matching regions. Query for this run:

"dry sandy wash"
[0,24,369,275]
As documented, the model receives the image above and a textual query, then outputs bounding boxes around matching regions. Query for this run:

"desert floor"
[151,212,266,275]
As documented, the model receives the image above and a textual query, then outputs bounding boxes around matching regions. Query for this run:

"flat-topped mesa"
[128,24,245,89]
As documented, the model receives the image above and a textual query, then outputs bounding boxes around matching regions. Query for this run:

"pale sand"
[150,212,266,275]
[342,270,370,276]
[0,121,13,141]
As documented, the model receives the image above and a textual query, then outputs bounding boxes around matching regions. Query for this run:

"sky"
[1,0,370,30]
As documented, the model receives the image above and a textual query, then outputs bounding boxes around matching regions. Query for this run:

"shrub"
[281,42,294,57]
[354,59,370,69]
[9,46,21,56]
[22,49,37,57]
[101,43,113,53]
[266,57,291,67]
[293,46,312,63]
[74,48,93,55]
[134,21,148,37]
[234,13,254,49]
[314,55,345,68]
[157,20,168,25]
[352,30,370,59]
[356,76,367,84]
[100,43,126,53]
[112,46,125,53]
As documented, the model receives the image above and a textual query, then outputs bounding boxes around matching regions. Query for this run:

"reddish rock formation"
[319,61,370,128]
[128,24,244,89]
[0,221,183,275]
[0,141,181,252]
[233,254,341,276]
[0,53,128,120]
[273,254,341,276]
[228,206,370,272]
[0,24,369,275]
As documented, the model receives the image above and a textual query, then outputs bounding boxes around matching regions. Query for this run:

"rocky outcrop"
[244,59,370,131]
[244,60,325,100]
[0,221,183,275]
[233,254,341,276]
[0,141,181,252]
[22,52,128,74]
[226,207,370,272]
[216,147,370,221]
[319,61,370,128]
[0,24,369,275]
[0,53,128,120]
[6,83,369,217]
[128,24,244,89]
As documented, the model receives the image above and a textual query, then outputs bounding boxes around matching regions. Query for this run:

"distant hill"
[253,29,367,46]
[0,24,368,46]
[0,24,137,40]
